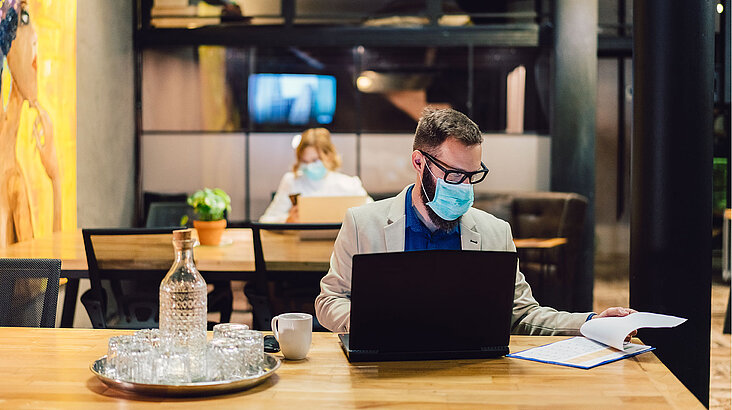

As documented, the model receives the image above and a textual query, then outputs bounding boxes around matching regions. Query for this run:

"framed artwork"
[0,0,75,246]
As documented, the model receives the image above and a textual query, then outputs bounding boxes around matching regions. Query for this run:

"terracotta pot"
[193,219,227,246]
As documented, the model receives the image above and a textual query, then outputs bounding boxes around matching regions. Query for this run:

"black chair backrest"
[82,228,178,329]
[246,222,341,331]
[248,222,342,283]
[141,191,189,227]
[146,201,194,228]
[0,258,61,328]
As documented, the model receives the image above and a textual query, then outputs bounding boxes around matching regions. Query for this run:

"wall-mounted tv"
[248,74,336,126]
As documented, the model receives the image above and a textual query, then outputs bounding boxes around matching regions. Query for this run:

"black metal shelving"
[136,24,542,48]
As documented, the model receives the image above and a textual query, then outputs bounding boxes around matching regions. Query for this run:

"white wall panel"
[141,132,549,221]
[359,133,551,195]
[359,135,416,194]
[141,133,247,220]
[479,134,551,193]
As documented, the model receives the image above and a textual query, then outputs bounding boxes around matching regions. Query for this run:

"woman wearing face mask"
[259,128,370,223]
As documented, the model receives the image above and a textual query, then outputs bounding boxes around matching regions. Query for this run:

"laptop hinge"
[481,346,508,352]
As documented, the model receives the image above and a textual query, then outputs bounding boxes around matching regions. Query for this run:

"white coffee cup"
[271,313,312,360]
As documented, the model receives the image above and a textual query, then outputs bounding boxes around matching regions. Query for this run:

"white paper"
[508,312,687,369]
[580,312,687,350]
[509,336,653,369]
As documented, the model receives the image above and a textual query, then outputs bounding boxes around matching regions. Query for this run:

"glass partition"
[140,43,553,220]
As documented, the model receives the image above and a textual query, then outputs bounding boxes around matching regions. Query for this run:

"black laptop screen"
[349,250,517,353]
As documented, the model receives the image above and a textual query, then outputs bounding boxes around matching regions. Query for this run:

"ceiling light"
[356,75,373,91]
[355,70,433,93]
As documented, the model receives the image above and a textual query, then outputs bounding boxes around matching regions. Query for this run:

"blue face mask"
[300,160,327,181]
[422,164,474,221]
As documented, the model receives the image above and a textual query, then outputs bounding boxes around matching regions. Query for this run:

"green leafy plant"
[186,188,232,222]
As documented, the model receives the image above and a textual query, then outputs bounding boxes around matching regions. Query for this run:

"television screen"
[248,74,336,126]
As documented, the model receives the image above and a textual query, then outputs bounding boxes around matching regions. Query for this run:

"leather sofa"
[472,191,588,311]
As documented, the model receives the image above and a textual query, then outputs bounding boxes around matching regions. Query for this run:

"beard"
[419,166,460,232]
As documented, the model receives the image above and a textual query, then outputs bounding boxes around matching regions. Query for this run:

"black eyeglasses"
[419,150,489,185]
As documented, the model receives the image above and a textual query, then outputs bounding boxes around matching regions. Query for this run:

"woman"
[260,128,369,223]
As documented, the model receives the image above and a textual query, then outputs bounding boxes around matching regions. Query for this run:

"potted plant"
[187,188,231,246]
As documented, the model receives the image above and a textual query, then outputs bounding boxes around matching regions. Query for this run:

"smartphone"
[264,335,280,353]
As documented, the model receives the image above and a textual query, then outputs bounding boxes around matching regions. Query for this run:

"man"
[315,108,635,335]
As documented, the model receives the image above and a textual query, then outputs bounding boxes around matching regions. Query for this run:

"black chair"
[82,227,233,329]
[244,222,341,331]
[146,204,234,324]
[141,191,189,227]
[81,228,178,329]
[145,202,195,228]
[0,258,61,328]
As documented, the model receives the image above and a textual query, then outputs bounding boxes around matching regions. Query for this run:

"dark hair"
[412,108,483,152]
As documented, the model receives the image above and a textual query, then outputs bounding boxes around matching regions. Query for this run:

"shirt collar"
[405,185,459,235]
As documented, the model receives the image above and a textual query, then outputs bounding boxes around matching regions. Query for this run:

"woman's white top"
[259,171,371,223]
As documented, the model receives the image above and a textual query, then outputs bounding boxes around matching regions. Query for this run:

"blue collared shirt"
[404,185,461,251]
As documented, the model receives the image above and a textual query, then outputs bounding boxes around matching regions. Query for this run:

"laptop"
[298,195,370,223]
[339,250,518,362]
[297,195,369,239]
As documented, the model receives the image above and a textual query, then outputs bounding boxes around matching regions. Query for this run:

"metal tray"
[90,354,281,397]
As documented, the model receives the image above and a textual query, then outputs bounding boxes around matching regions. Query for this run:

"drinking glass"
[116,340,155,383]
[106,335,137,379]
[206,338,245,381]
[226,329,264,376]
[134,328,161,348]
[213,323,250,339]
[153,345,191,384]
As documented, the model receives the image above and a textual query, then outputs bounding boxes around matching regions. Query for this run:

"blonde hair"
[292,128,342,173]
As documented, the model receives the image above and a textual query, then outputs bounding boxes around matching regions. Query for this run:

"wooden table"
[514,237,567,249]
[0,229,336,327]
[515,237,570,308]
[0,231,565,328]
[0,327,702,409]
[0,229,336,275]
[0,229,561,274]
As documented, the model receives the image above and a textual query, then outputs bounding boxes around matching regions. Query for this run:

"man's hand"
[593,307,638,341]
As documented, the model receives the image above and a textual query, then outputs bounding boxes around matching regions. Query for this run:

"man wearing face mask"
[260,128,370,223]
[315,108,636,335]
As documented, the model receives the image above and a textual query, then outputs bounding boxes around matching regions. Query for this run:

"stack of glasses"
[105,323,264,384]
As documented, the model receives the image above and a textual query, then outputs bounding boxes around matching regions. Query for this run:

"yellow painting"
[0,0,75,247]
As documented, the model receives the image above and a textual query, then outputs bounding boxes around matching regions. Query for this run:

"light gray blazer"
[315,185,590,335]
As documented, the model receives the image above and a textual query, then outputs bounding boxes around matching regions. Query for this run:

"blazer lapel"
[381,186,483,252]
[460,210,482,250]
[383,186,410,252]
